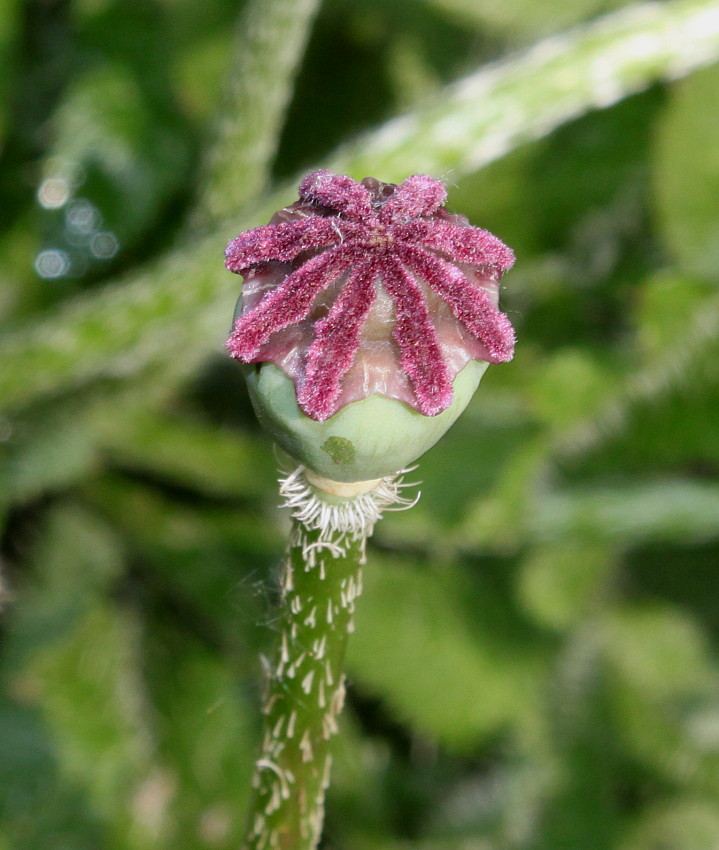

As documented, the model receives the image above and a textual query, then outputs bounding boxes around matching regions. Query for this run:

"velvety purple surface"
[226,170,515,421]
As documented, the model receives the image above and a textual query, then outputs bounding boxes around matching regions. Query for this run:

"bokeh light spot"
[90,231,120,259]
[65,198,99,235]
[37,177,70,209]
[34,249,70,279]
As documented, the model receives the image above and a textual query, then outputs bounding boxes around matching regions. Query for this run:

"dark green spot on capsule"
[320,437,356,465]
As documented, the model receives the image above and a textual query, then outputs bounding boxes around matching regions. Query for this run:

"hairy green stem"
[244,519,365,850]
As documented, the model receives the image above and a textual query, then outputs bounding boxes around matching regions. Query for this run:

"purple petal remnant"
[226,171,515,422]
[298,257,380,422]
[380,254,453,417]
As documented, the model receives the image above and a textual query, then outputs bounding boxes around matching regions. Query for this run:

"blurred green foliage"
[2,0,719,848]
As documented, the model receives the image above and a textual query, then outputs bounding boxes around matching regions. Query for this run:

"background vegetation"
[2,0,719,847]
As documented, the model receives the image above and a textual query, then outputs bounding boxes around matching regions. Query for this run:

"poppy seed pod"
[226,170,515,483]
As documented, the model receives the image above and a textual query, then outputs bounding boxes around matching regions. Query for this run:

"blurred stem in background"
[192,0,322,228]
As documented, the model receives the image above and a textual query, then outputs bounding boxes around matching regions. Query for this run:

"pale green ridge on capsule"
[244,360,489,483]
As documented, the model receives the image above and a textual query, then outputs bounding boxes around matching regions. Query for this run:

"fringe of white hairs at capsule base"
[277,465,421,560]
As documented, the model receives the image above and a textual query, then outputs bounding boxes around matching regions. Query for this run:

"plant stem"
[194,0,322,227]
[244,519,365,850]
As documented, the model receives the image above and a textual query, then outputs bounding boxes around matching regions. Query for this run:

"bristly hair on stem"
[278,464,421,557]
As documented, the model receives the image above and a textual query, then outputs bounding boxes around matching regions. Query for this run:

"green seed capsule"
[245,360,489,482]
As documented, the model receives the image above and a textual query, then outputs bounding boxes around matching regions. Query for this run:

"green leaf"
[653,62,719,278]
[619,800,719,850]
[0,0,20,146]
[347,554,543,748]
[517,541,616,630]
[635,272,718,360]
[0,693,106,849]
[0,411,99,508]
[529,350,616,431]
[144,637,256,849]
[84,474,276,657]
[7,503,123,662]
[457,437,548,553]
[548,289,719,472]
[530,479,719,546]
[1,503,159,847]
[603,605,719,791]
[29,604,160,845]
[94,408,276,500]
